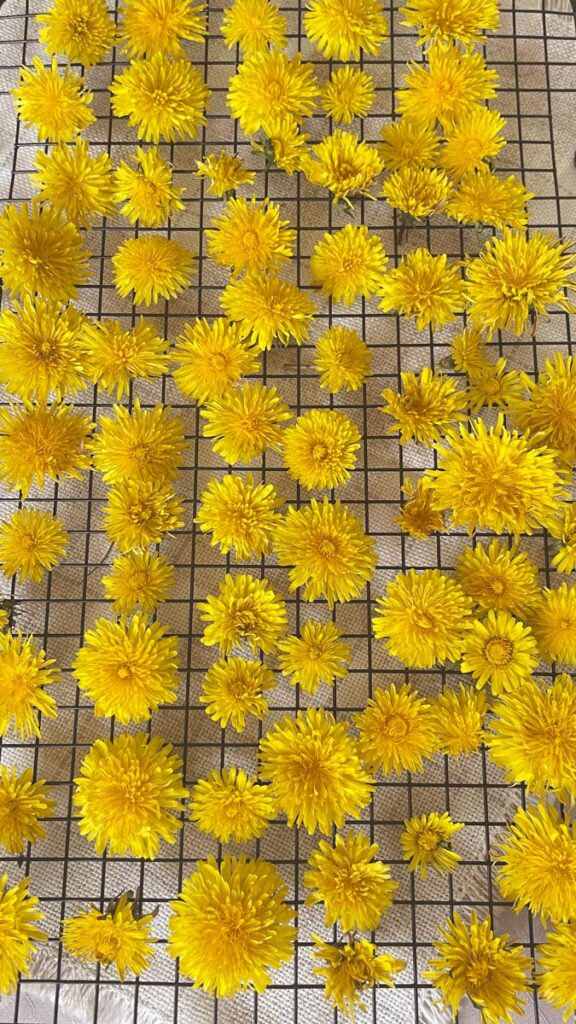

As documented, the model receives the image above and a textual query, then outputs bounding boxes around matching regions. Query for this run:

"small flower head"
[114,147,185,228]
[466,357,525,413]
[201,382,291,464]
[439,106,506,180]
[396,42,498,128]
[82,317,170,399]
[173,318,260,405]
[0,402,91,498]
[253,115,310,175]
[278,620,350,695]
[448,169,533,230]
[382,166,453,219]
[199,573,287,655]
[302,130,384,205]
[196,473,283,560]
[304,0,388,60]
[31,139,116,228]
[313,937,405,1018]
[378,117,440,171]
[0,767,54,854]
[455,539,540,619]
[102,479,184,552]
[0,508,67,584]
[460,610,539,695]
[190,767,275,842]
[0,203,90,302]
[401,811,463,879]
[378,248,465,331]
[227,51,319,136]
[38,0,116,66]
[102,551,174,616]
[354,683,440,774]
[119,0,206,57]
[206,196,295,278]
[110,53,210,143]
[0,298,86,403]
[0,875,46,997]
[508,353,576,466]
[0,632,59,740]
[112,234,195,306]
[13,57,94,142]
[221,0,287,54]
[314,327,372,393]
[220,273,316,350]
[400,0,499,45]
[62,893,156,982]
[396,477,445,538]
[537,923,576,1021]
[282,408,361,491]
[321,67,375,125]
[310,224,387,306]
[381,368,466,446]
[200,656,276,731]
[305,831,397,932]
[195,150,255,196]
[450,324,488,374]
[430,684,488,757]
[528,583,576,666]
[88,400,186,486]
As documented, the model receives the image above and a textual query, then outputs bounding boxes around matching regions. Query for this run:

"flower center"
[318,538,338,558]
[130,502,153,524]
[384,713,409,740]
[488,578,505,595]
[236,609,257,633]
[483,636,514,667]
[465,953,492,987]
[417,611,435,630]
[416,829,440,852]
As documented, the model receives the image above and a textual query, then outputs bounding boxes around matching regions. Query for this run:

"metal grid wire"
[1,0,576,1021]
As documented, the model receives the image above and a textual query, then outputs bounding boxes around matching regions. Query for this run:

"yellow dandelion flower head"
[378,248,465,331]
[200,655,276,731]
[196,473,283,560]
[62,893,156,982]
[537,923,576,1021]
[552,502,576,574]
[221,0,287,54]
[173,317,260,404]
[113,234,195,306]
[259,707,373,833]
[439,106,506,180]
[455,539,540,620]
[168,855,296,996]
[310,224,387,307]
[373,569,473,669]
[466,356,525,413]
[206,195,295,278]
[301,130,384,205]
[528,583,576,667]
[254,114,310,175]
[396,476,445,539]
[0,401,91,498]
[448,169,533,231]
[314,326,372,393]
[190,767,276,843]
[382,166,454,219]
[282,408,361,491]
[110,53,210,143]
[321,67,376,125]
[199,573,287,655]
[102,479,184,553]
[397,42,498,129]
[304,0,388,60]
[0,767,54,855]
[0,298,86,403]
[508,352,576,466]
[0,631,59,740]
[12,56,94,142]
[0,202,91,302]
[0,875,46,998]
[227,51,319,137]
[114,147,186,229]
[278,619,351,695]
[82,317,170,399]
[401,811,463,879]
[313,936,405,1017]
[88,400,186,486]
[401,0,499,45]
[380,367,466,447]
[0,507,67,585]
[102,550,174,616]
[195,150,255,197]
[461,610,538,695]
[495,802,576,923]
[378,117,440,171]
[119,0,206,57]
[424,912,532,1022]
[201,381,291,464]
[220,273,316,351]
[430,684,488,757]
[38,0,116,67]
[274,498,376,607]
[426,415,567,535]
[354,682,440,774]
[450,324,488,374]
[31,139,116,229]
[305,831,397,932]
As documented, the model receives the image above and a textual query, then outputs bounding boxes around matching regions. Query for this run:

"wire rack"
[1,1,576,1022]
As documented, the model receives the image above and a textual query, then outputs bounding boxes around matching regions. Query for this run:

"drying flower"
[82,318,170,399]
[253,114,310,175]
[439,106,506,180]
[227,51,319,136]
[259,708,373,833]
[450,325,489,374]
[110,53,210,142]
[195,150,255,196]
[200,656,276,731]
[0,401,91,498]
[12,57,94,142]
[467,357,525,412]
[460,610,538,695]
[0,298,86,402]
[310,224,387,306]
[378,249,465,331]
[537,924,576,1021]
[38,0,116,66]
[201,382,290,464]
[89,401,186,486]
[199,573,287,654]
[62,894,156,981]
[278,620,350,695]
[382,166,453,219]
[119,0,206,56]
[189,767,275,842]
[314,327,372,393]
[168,856,296,996]
[0,631,59,739]
[31,139,115,228]
[75,732,188,859]
[305,831,396,932]
[114,147,185,228]
[102,551,174,615]
[396,477,445,538]
[313,937,404,1018]
[220,273,316,350]
[0,508,68,584]
[380,368,466,446]
[0,767,54,854]
[400,0,499,45]
[448,170,532,230]
[508,353,576,466]
[378,118,440,171]
[206,196,295,277]
[552,503,576,573]
[274,499,376,607]
[302,131,384,206]
[372,569,473,669]
[0,202,90,302]
[396,42,498,128]
[196,474,283,559]
[172,318,260,404]
[455,540,540,620]
[0,875,46,997]
[430,685,488,757]
[321,67,375,125]
[354,683,439,774]
[282,408,361,491]
[221,0,287,53]
[102,479,184,552]
[304,0,388,60]
[112,234,194,306]
[528,583,576,666]
[401,812,463,879]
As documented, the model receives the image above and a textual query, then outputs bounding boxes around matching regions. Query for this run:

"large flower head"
[113,146,185,228]
[196,473,283,559]
[321,67,375,125]
[450,171,533,232]
[221,0,287,53]
[381,368,466,446]
[382,166,453,219]
[207,196,295,278]
[195,149,255,196]
[110,54,210,142]
[112,234,194,306]
[74,732,188,859]
[439,105,506,179]
[200,655,276,731]
[302,131,384,205]
[430,684,488,757]
[310,224,387,306]
[190,767,275,843]
[401,812,463,879]
[273,499,376,607]
[0,767,54,854]
[102,479,184,552]
[313,937,405,1018]
[0,875,46,997]
[82,317,170,399]
[119,0,206,56]
[168,856,296,996]
[354,683,440,774]
[173,317,260,404]
[199,573,287,654]
[314,326,372,393]
[0,402,92,498]
[396,42,498,128]
[537,924,576,1021]
[304,0,388,60]
[0,632,59,739]
[282,408,361,491]
[378,249,465,331]
[201,382,291,464]
[37,0,116,66]
[460,610,538,695]
[508,353,576,466]
[62,894,156,981]
[102,551,174,616]
[88,401,186,486]
[278,620,350,695]
[31,139,116,228]
[12,56,94,141]
[0,203,90,302]
[0,298,86,403]
[304,831,397,932]
[0,508,67,584]
[259,708,373,833]
[220,273,316,350]
[400,0,499,45]
[528,583,576,666]
[378,117,440,171]
[227,51,318,136]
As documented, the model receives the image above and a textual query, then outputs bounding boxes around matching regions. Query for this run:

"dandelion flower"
[38,0,116,66]
[310,224,387,306]
[227,51,319,136]
[220,273,316,350]
[173,317,260,404]
[431,684,488,757]
[439,106,506,180]
[278,620,350,695]
[537,924,576,1021]
[396,42,498,128]
[378,249,465,331]
[114,147,185,228]
[0,767,54,854]
[0,875,46,997]
[201,382,290,464]
[221,0,287,54]
[102,479,184,552]
[89,401,186,486]
[113,234,194,306]
[552,503,576,573]
[401,812,463,879]
[305,831,397,932]
[259,708,373,833]
[467,357,524,413]
[31,139,115,228]
[460,610,538,695]
[168,855,296,996]
[382,166,453,219]
[62,893,156,981]
[200,656,276,731]
[0,508,67,584]
[302,131,384,206]
[448,170,532,231]
[314,326,372,393]
[450,325,489,374]
[380,368,466,447]
[102,551,173,616]
[304,0,388,60]
[282,408,361,491]
[0,298,86,403]
[82,318,170,399]
[206,196,295,278]
[354,683,439,774]
[0,401,91,498]
[110,54,210,143]
[13,57,94,142]
[119,0,206,57]
[396,477,445,539]
[321,67,375,125]
[313,937,405,1018]
[528,583,576,666]
[199,573,287,655]
[378,118,440,171]
[195,150,255,196]
[508,353,576,466]
[401,0,499,45]
[274,499,376,607]
[0,632,59,740]
[190,767,275,843]
[456,541,540,622]
[0,202,90,302]
[196,474,283,559]
[253,114,310,175]
[372,569,473,669]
